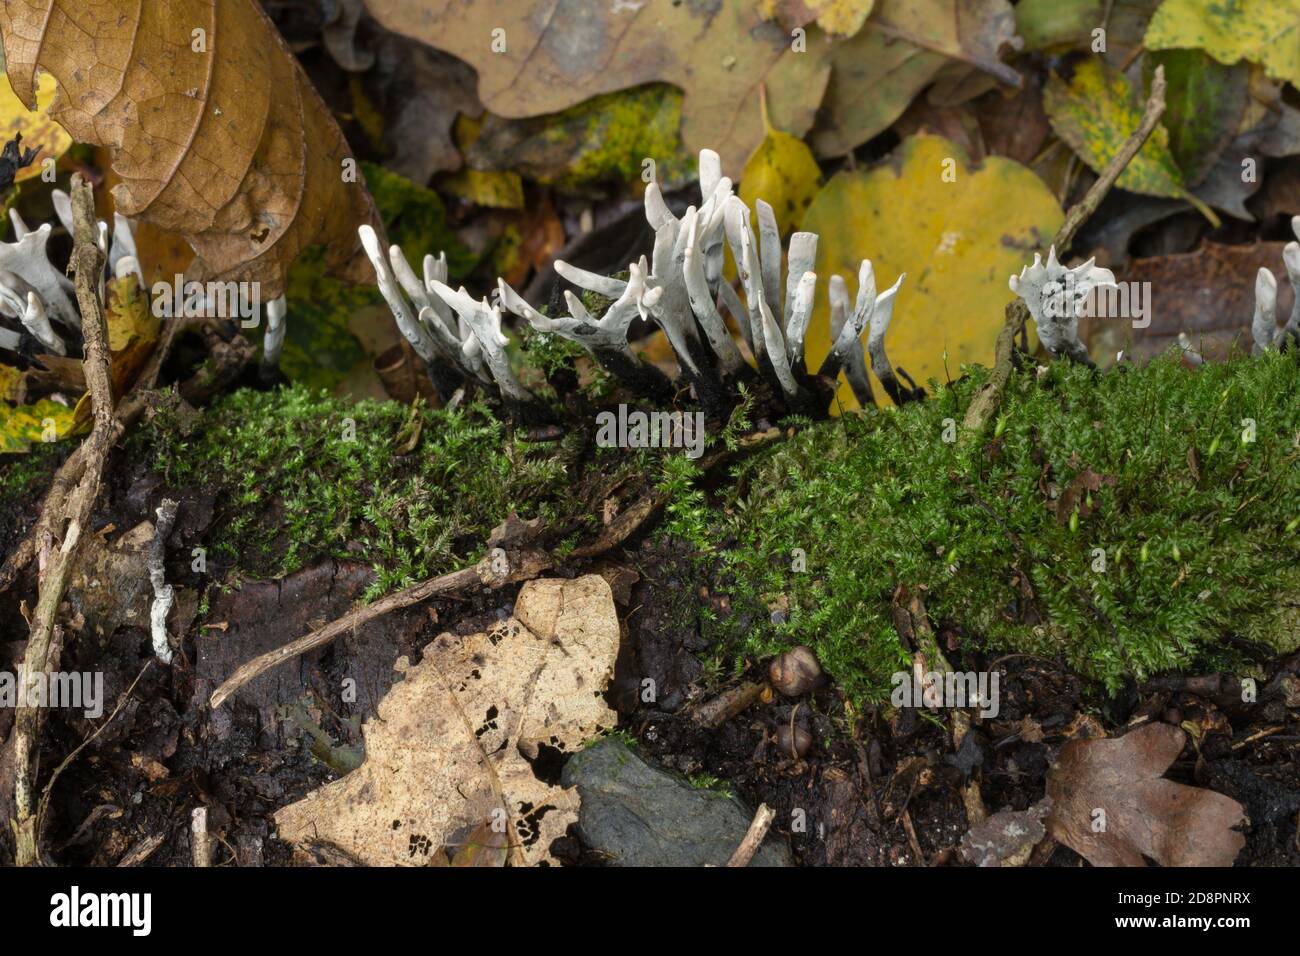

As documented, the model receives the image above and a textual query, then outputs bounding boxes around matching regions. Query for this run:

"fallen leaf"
[1082,240,1294,362]
[1016,0,1158,64]
[366,33,481,185]
[440,169,525,210]
[1145,0,1300,88]
[738,101,823,236]
[759,0,876,36]
[468,85,694,190]
[1045,60,1191,204]
[801,133,1063,407]
[1046,721,1246,866]
[105,275,162,395]
[0,71,70,181]
[1146,49,1250,186]
[0,0,382,299]
[274,575,620,866]
[811,0,1020,158]
[1048,467,1117,525]
[0,396,76,453]
[447,820,510,867]
[0,362,22,402]
[364,0,830,176]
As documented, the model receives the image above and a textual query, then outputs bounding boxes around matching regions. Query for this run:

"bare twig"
[693,680,767,729]
[12,175,118,867]
[210,476,683,710]
[961,67,1168,443]
[727,802,776,867]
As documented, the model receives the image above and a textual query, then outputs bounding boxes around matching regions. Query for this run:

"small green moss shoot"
[665,350,1300,704]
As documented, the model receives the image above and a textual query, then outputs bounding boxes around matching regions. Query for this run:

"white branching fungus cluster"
[364,149,917,416]
[0,192,143,359]
[1009,246,1116,366]
[1,193,290,372]
[1251,215,1300,355]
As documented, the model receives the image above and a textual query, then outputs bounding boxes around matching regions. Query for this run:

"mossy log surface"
[127,349,1300,705]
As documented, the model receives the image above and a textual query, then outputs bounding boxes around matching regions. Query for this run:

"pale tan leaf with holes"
[274,576,620,866]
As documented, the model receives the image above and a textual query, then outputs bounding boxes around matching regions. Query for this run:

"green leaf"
[1016,0,1104,51]
[1146,49,1249,185]
[1146,0,1300,87]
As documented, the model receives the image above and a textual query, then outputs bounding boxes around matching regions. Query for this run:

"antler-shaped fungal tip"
[1010,245,1114,366]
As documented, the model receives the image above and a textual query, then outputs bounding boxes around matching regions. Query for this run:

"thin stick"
[12,174,118,866]
[727,803,776,867]
[210,477,681,710]
[961,67,1168,443]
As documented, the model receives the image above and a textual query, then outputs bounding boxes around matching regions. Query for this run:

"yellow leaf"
[0,397,77,453]
[801,134,1063,410]
[106,274,161,393]
[0,71,71,181]
[1044,59,1220,225]
[758,0,876,36]
[1146,0,1300,88]
[739,120,822,236]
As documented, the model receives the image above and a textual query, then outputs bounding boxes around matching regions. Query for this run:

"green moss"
[681,351,1300,703]
[135,384,566,598]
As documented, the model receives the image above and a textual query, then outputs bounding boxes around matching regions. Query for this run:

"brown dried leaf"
[0,0,381,299]
[1046,722,1246,867]
[363,0,830,175]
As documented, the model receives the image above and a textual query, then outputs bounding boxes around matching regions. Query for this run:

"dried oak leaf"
[362,0,830,176]
[0,0,380,299]
[274,575,620,866]
[1046,721,1246,867]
